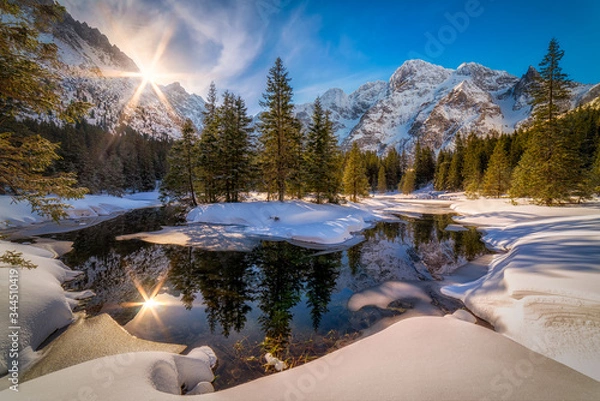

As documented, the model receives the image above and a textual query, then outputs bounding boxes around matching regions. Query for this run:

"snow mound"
[0,192,161,229]
[0,241,83,375]
[186,201,378,245]
[9,317,600,400]
[6,348,216,399]
[444,200,600,380]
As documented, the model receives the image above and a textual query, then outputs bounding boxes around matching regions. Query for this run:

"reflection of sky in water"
[51,208,488,389]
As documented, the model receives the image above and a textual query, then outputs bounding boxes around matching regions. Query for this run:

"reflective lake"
[47,207,487,389]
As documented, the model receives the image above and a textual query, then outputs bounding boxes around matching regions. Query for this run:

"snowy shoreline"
[0,192,162,238]
[1,194,600,399]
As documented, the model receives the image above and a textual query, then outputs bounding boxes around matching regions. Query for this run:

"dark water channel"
[45,207,487,389]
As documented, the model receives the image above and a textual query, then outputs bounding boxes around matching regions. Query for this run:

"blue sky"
[63,0,600,112]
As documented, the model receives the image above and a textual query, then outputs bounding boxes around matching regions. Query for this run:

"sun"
[139,65,161,85]
[143,296,159,309]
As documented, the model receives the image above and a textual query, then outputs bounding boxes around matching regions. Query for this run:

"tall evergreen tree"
[383,147,402,190]
[463,134,487,196]
[482,138,512,197]
[0,1,87,221]
[363,150,380,191]
[434,149,452,191]
[304,98,342,203]
[161,119,199,206]
[400,169,416,194]
[198,82,221,203]
[258,58,301,201]
[511,38,581,204]
[217,92,254,203]
[446,134,464,191]
[377,165,387,193]
[413,141,435,188]
[343,142,369,202]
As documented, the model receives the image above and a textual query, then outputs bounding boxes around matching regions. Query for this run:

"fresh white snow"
[2,194,600,400]
[186,201,381,245]
[0,241,83,376]
[443,198,600,381]
[0,192,161,230]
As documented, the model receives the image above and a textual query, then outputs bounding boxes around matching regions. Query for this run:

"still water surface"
[47,207,486,389]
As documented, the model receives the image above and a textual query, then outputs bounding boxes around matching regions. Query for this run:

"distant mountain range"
[34,3,600,154]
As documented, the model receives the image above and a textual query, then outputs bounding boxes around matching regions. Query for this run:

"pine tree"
[304,98,342,203]
[413,141,435,188]
[198,82,221,203]
[511,38,581,205]
[434,149,451,191]
[161,120,199,206]
[0,133,87,220]
[377,165,387,193]
[446,134,464,191]
[363,150,380,191]
[463,134,486,197]
[217,92,254,203]
[343,142,369,202]
[258,58,301,202]
[482,138,512,197]
[591,148,600,195]
[400,169,416,194]
[0,2,87,220]
[382,147,402,190]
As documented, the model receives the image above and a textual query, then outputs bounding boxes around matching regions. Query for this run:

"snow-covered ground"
[0,192,161,231]
[2,194,600,400]
[186,201,382,245]
[444,198,600,381]
[0,241,85,376]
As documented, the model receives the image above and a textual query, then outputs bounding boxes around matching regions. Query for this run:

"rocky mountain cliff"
[39,5,206,137]
[27,3,600,151]
[297,60,598,154]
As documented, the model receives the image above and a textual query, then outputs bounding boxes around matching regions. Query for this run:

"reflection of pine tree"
[165,247,201,310]
[346,245,363,275]
[410,216,434,250]
[304,253,341,330]
[252,242,307,346]
[167,247,255,336]
[199,252,254,337]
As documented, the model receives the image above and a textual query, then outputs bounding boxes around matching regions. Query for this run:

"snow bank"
[0,241,83,375]
[8,317,600,400]
[4,347,216,399]
[0,192,161,229]
[443,199,600,380]
[186,201,379,245]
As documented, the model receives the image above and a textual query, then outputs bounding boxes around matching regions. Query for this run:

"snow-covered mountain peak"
[320,88,350,110]
[390,59,452,91]
[31,6,207,138]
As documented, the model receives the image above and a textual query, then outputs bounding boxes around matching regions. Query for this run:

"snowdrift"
[444,199,600,380]
[186,201,379,245]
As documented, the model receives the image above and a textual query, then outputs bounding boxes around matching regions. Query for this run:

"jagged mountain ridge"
[38,4,206,137]
[298,60,598,154]
[29,3,600,150]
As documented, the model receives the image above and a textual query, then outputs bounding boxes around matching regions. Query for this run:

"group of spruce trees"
[161,58,350,205]
[403,39,600,205]
[162,39,600,207]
